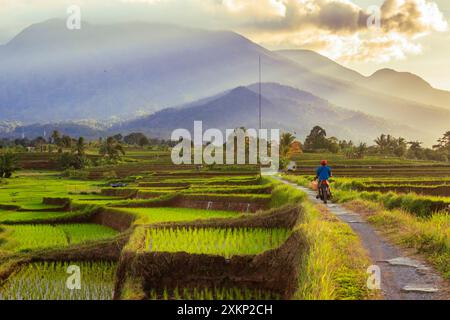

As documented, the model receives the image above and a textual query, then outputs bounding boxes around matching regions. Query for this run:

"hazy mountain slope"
[364,69,450,110]
[276,49,364,83]
[112,83,428,143]
[1,19,449,139]
[0,19,296,122]
[3,122,104,140]
[277,50,450,111]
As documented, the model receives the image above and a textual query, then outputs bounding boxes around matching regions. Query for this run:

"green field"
[283,152,450,287]
[0,224,118,252]
[144,227,290,258]
[0,262,116,300]
[118,207,241,224]
[146,287,280,300]
[0,211,70,224]
[0,149,448,300]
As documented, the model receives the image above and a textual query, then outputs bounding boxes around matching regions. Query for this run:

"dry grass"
[294,201,374,300]
[346,199,450,280]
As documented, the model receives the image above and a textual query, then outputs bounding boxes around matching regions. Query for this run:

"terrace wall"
[114,231,307,300]
[91,209,136,232]
[113,206,306,300]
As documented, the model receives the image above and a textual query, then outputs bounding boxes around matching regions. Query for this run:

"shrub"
[58,153,90,170]
[0,152,19,178]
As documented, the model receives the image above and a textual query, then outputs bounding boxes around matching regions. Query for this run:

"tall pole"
[259,56,262,131]
[258,56,262,178]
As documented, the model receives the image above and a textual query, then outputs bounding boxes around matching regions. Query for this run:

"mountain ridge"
[110,83,430,144]
[0,20,449,140]
[277,49,450,111]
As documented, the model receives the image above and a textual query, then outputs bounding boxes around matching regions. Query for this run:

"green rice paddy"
[144,227,290,258]
[0,224,118,252]
[118,207,240,224]
[0,261,116,300]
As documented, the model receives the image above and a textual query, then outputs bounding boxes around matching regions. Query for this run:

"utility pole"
[259,56,262,131]
[258,56,262,178]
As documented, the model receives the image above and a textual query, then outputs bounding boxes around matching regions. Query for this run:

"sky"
[0,0,449,90]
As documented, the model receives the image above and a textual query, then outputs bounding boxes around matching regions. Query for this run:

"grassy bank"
[283,175,450,281]
[270,179,372,300]
[283,175,450,217]
[295,201,371,300]
[344,200,450,280]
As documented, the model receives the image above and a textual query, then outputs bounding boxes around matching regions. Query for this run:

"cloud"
[381,0,447,34]
[124,0,447,62]
[0,0,447,62]
[216,0,447,34]
[221,0,448,62]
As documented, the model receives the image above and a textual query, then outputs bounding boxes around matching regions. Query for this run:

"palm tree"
[51,130,61,146]
[374,134,391,155]
[408,141,423,159]
[75,137,86,156]
[355,143,368,159]
[100,137,125,159]
[434,131,450,152]
[280,132,296,157]
[61,135,73,149]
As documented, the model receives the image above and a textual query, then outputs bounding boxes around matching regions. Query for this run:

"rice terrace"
[1,0,450,311]
[0,137,449,301]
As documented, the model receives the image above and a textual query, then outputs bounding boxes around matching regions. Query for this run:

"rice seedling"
[59,224,119,244]
[118,207,240,224]
[147,287,280,300]
[144,228,290,258]
[2,225,68,252]
[0,211,68,224]
[0,261,116,300]
[0,224,118,252]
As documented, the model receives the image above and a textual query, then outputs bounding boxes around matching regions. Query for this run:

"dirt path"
[276,177,449,300]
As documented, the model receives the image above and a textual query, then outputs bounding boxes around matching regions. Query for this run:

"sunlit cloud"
[117,0,448,62]
[0,0,447,63]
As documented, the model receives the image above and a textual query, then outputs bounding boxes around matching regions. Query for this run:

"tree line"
[280,126,450,162]
[0,131,174,151]
[1,127,449,178]
[0,131,176,174]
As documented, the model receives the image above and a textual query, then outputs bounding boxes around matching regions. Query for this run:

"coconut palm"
[280,132,296,157]
[51,130,61,146]
[99,137,125,160]
[75,137,86,156]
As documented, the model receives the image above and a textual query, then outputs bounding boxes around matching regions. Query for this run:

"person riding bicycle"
[315,160,332,199]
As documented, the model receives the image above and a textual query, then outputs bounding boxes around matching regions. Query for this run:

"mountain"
[1,19,450,141]
[2,122,104,140]
[0,121,21,134]
[277,50,450,111]
[111,83,427,143]
[276,49,363,83]
[0,19,293,122]
[364,69,450,110]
